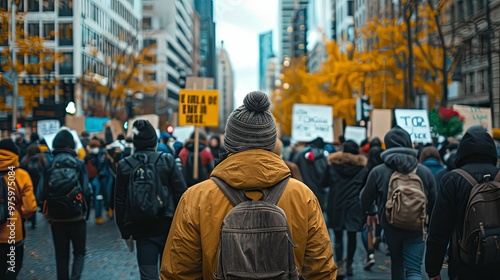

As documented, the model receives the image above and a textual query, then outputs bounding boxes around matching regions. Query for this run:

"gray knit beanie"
[224,91,277,153]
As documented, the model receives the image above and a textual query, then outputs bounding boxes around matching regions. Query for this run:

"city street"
[18,211,448,280]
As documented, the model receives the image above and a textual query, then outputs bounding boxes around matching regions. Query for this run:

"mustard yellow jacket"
[0,149,37,243]
[161,149,336,279]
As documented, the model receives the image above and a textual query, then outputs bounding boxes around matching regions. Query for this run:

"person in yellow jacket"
[0,139,37,279]
[160,91,337,279]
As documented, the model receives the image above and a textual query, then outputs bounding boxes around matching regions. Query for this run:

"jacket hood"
[328,151,366,177]
[384,126,412,149]
[328,151,366,166]
[211,149,290,189]
[455,131,497,168]
[423,158,442,167]
[0,149,19,170]
[381,147,418,173]
[185,140,207,152]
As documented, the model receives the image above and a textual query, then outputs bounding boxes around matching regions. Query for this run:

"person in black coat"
[360,126,437,280]
[425,131,499,280]
[115,120,187,280]
[321,140,366,278]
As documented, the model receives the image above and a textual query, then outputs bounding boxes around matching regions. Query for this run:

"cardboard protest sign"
[126,114,160,138]
[344,126,367,145]
[291,104,334,143]
[453,105,492,135]
[394,109,432,143]
[368,109,392,140]
[37,119,60,140]
[178,90,219,127]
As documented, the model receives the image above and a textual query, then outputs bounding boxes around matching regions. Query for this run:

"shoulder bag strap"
[452,169,478,187]
[211,176,246,206]
[264,177,291,205]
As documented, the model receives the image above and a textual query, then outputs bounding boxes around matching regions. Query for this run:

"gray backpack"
[211,176,300,280]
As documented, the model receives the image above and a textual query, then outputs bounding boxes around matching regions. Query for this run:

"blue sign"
[259,31,273,91]
[85,117,110,133]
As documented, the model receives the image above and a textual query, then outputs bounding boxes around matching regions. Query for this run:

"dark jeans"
[136,235,168,280]
[0,242,24,279]
[385,227,425,280]
[334,230,357,262]
[51,220,87,280]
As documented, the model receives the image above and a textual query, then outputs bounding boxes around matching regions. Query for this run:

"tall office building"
[259,31,274,91]
[335,0,354,52]
[279,0,309,62]
[217,43,234,132]
[306,0,335,72]
[194,0,216,79]
[142,0,195,112]
[0,0,142,127]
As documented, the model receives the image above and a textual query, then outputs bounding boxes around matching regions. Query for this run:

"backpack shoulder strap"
[211,176,246,206]
[263,177,291,205]
[452,169,478,187]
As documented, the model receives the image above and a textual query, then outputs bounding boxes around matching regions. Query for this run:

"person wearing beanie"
[360,125,437,280]
[115,119,187,280]
[320,139,366,278]
[44,129,92,280]
[178,129,214,187]
[0,139,37,279]
[161,91,336,279]
[426,131,499,280]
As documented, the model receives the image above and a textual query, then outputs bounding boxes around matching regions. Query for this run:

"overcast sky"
[214,0,279,109]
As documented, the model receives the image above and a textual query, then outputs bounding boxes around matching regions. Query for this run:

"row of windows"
[450,0,486,24]
[82,2,137,50]
[0,21,72,46]
[463,69,488,95]
[82,25,128,60]
[0,51,73,75]
[0,0,73,16]
[110,0,140,31]
[82,53,106,77]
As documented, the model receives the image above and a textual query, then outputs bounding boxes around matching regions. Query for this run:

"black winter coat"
[115,149,187,239]
[292,146,329,209]
[321,151,367,231]
[360,147,437,232]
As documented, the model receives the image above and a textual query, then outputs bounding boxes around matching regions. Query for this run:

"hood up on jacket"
[211,149,290,189]
[455,131,497,168]
[328,151,367,177]
[381,126,418,173]
[0,149,19,171]
[184,139,208,152]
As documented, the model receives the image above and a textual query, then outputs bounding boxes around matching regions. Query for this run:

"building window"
[347,0,354,16]
[143,39,156,48]
[43,0,55,11]
[43,54,55,73]
[43,22,55,40]
[143,17,152,30]
[469,73,475,94]
[28,22,39,37]
[59,22,73,45]
[28,55,40,74]
[59,0,73,16]
[60,52,73,74]
[467,0,474,17]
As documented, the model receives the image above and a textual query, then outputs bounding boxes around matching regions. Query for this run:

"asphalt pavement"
[18,211,448,280]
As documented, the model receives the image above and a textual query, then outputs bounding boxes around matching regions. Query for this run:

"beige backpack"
[385,169,427,237]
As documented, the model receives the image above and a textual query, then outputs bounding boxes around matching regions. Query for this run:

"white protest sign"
[394,109,432,143]
[344,126,367,145]
[37,119,60,139]
[452,105,492,135]
[44,128,83,151]
[292,104,333,143]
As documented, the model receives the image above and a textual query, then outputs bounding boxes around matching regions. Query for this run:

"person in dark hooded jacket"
[292,137,329,210]
[360,126,437,280]
[425,130,499,280]
[321,140,367,278]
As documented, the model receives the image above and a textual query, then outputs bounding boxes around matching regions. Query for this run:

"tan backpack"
[385,169,427,237]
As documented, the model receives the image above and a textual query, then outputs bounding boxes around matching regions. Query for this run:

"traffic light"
[16,123,22,129]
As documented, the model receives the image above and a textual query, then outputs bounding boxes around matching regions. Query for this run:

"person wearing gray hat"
[161,91,336,279]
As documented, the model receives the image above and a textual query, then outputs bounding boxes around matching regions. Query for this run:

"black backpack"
[44,154,86,222]
[123,152,167,223]
[453,169,500,267]
[24,157,44,206]
[183,150,207,187]
[211,176,300,279]
[0,171,13,225]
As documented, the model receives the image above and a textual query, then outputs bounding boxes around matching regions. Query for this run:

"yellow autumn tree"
[83,32,165,118]
[274,0,455,129]
[0,2,60,116]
